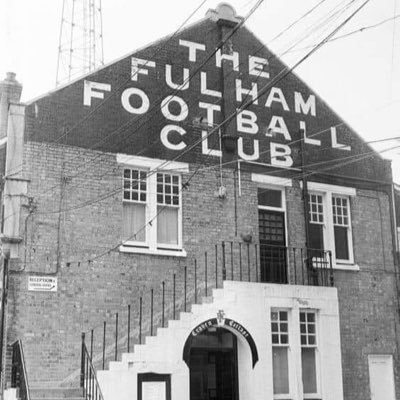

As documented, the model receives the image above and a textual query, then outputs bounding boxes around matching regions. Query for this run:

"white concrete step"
[103,284,239,374]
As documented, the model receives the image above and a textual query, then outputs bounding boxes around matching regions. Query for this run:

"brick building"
[0,4,399,400]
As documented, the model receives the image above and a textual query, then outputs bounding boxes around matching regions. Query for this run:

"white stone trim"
[119,245,187,257]
[118,154,187,256]
[116,154,189,173]
[306,183,355,267]
[251,173,292,187]
[334,263,360,271]
[303,181,356,196]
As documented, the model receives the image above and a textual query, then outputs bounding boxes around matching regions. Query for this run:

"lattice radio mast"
[56,0,104,86]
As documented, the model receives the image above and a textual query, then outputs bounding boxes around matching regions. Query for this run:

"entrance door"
[189,329,238,400]
[259,209,287,283]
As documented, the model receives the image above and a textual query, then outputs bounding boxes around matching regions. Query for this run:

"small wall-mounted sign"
[28,276,57,292]
[138,374,171,400]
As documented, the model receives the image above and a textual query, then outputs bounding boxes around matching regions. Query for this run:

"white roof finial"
[206,3,243,24]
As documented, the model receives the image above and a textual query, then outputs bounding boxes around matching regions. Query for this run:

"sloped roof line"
[244,28,388,164]
[25,16,209,105]
[26,11,387,166]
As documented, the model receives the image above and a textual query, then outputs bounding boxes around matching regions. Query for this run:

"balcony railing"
[211,242,333,287]
[78,242,334,376]
[258,244,333,287]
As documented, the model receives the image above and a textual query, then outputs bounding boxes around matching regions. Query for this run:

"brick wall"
[4,140,399,399]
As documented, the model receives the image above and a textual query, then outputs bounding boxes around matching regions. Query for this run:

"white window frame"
[299,309,321,400]
[118,154,189,257]
[252,174,291,247]
[306,182,357,270]
[270,308,293,400]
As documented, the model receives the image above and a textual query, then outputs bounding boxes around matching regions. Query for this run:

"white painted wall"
[97,281,343,400]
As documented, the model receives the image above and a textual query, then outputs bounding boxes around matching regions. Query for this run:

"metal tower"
[56,0,104,86]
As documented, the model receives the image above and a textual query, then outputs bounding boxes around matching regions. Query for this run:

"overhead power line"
[6,0,266,195]
[164,0,372,173]
[8,0,371,208]
[292,13,400,52]
[267,0,328,44]
[6,0,348,184]
[88,141,400,263]
[4,0,388,266]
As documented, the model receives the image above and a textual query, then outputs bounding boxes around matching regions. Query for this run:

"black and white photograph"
[0,1,399,399]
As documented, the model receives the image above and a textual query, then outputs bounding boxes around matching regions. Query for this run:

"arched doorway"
[188,327,238,400]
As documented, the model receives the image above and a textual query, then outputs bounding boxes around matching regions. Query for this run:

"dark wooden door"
[190,348,237,400]
[259,209,287,283]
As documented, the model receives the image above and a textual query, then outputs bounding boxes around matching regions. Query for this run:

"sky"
[1,0,400,182]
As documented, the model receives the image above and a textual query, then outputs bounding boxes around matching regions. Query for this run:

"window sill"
[273,394,292,400]
[119,245,187,257]
[333,262,360,271]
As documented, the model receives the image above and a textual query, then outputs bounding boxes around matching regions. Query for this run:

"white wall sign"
[83,39,353,167]
[142,382,166,400]
[368,354,396,400]
[28,276,58,292]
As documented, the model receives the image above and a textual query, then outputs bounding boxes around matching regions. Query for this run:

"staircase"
[4,387,84,400]
[7,241,337,400]
[96,281,258,400]
[29,388,84,400]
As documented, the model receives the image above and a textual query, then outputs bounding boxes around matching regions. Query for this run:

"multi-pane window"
[122,168,182,251]
[300,311,318,396]
[156,173,180,246]
[308,194,324,251]
[332,196,350,260]
[271,310,290,395]
[309,194,324,223]
[123,169,147,242]
[308,190,353,264]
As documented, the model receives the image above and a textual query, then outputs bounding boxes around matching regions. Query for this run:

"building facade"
[0,4,399,400]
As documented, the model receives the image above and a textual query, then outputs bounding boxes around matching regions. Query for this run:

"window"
[257,183,288,283]
[306,182,355,266]
[308,194,324,251]
[118,154,188,256]
[123,169,147,243]
[271,310,290,397]
[156,172,180,246]
[300,310,319,397]
[258,188,282,208]
[332,196,350,260]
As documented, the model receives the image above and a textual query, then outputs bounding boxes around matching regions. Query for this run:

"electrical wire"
[5,0,266,186]
[88,141,400,263]
[5,0,350,185]
[266,0,328,45]
[291,13,400,53]
[3,0,376,218]
[4,0,386,264]
[4,0,210,179]
[152,0,372,175]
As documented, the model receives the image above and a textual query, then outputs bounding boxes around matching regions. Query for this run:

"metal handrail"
[81,333,104,400]
[77,241,334,376]
[11,339,31,400]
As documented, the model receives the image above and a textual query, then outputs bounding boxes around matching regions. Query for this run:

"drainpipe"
[0,256,9,393]
[299,130,310,249]
[0,73,24,393]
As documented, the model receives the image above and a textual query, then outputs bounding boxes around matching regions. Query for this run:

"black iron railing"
[79,241,334,375]
[81,333,104,400]
[259,244,334,287]
[11,340,30,400]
